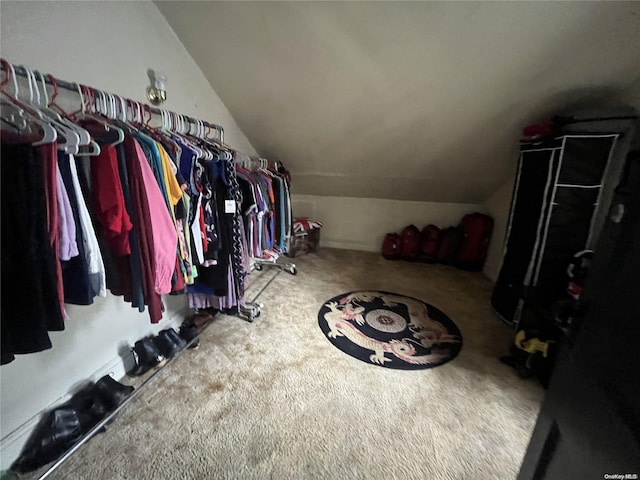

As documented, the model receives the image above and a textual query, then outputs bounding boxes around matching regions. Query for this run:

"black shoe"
[129,338,167,376]
[179,323,200,349]
[93,375,134,411]
[164,328,187,351]
[154,328,187,359]
[68,385,108,433]
[11,406,83,473]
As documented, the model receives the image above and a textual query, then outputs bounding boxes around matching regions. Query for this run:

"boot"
[154,329,186,359]
[179,323,200,350]
[163,328,187,352]
[129,338,166,376]
[68,385,108,433]
[93,375,134,411]
[11,406,82,473]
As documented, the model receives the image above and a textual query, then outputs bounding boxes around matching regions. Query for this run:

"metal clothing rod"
[1,61,224,143]
[250,269,281,305]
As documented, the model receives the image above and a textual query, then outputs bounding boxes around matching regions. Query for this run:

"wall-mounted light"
[146,69,167,105]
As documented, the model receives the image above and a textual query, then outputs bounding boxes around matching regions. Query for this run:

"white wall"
[291,194,480,252]
[0,0,255,469]
[481,179,515,282]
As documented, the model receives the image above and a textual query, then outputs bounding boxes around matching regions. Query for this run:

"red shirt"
[91,145,133,256]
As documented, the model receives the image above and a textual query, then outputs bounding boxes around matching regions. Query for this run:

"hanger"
[163,110,207,161]
[39,72,104,156]
[0,60,57,145]
[70,84,120,150]
[0,69,28,131]
[21,69,83,154]
[112,97,131,134]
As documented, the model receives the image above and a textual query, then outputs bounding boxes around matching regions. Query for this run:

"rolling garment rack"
[234,152,297,322]
[234,151,297,277]
[0,59,294,475]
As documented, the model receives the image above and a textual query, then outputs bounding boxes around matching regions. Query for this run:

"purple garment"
[187,293,218,310]
[187,259,237,310]
[56,166,79,261]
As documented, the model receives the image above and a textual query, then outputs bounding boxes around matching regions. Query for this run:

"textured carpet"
[28,249,543,480]
[318,291,462,369]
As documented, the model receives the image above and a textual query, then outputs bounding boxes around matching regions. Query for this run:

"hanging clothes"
[68,154,107,298]
[235,159,293,261]
[1,143,65,364]
[0,60,295,364]
[58,152,98,305]
[90,144,133,256]
[124,137,163,322]
[56,166,79,262]
[40,142,67,319]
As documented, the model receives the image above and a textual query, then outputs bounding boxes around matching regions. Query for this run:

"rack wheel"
[255,263,263,271]
[288,265,297,275]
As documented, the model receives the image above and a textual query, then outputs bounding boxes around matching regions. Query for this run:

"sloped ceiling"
[156,1,640,203]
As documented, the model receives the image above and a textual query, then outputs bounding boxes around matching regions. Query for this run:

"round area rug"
[318,291,462,370]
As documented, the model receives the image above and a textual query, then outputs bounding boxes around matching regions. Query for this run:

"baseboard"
[321,239,379,252]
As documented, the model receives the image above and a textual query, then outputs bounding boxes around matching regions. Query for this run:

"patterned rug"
[318,291,463,370]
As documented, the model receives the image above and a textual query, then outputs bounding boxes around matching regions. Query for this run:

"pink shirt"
[133,140,178,295]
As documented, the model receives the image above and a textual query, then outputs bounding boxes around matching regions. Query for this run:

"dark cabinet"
[493,112,639,389]
[492,130,632,329]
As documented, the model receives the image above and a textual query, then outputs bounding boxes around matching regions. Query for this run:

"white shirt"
[68,154,107,297]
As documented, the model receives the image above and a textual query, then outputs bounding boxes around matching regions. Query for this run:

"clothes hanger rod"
[1,61,225,142]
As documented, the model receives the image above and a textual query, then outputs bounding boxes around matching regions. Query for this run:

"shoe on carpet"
[154,328,187,359]
[179,322,200,350]
[11,406,83,473]
[93,375,134,411]
[129,338,167,376]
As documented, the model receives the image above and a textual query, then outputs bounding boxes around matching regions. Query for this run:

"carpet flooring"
[30,249,544,480]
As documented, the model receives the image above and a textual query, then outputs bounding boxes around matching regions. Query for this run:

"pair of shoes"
[154,328,187,359]
[11,376,134,473]
[129,328,188,376]
[68,375,134,431]
[129,338,167,376]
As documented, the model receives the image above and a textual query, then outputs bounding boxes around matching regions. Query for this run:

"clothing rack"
[1,61,225,142]
[234,152,297,290]
[1,58,297,319]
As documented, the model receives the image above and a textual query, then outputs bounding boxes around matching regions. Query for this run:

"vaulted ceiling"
[156,1,640,203]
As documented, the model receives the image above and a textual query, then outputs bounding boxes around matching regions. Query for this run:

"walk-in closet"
[1,2,639,479]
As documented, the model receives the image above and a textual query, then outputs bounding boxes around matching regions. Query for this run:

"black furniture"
[517,149,640,480]
[491,110,638,329]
